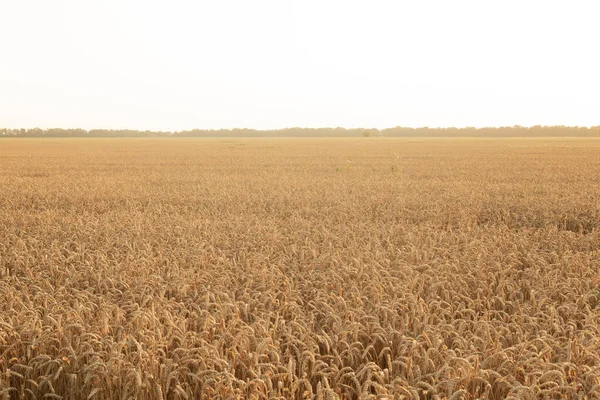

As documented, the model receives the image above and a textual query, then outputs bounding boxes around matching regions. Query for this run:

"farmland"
[1,138,600,399]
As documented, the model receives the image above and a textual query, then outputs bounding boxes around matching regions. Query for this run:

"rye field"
[1,137,600,399]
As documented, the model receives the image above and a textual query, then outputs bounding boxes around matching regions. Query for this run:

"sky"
[1,0,599,130]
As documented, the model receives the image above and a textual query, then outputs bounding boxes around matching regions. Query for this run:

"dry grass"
[1,137,599,399]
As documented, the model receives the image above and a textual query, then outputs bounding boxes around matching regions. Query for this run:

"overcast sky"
[1,0,599,130]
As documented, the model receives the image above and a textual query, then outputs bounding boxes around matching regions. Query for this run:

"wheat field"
[1,138,599,399]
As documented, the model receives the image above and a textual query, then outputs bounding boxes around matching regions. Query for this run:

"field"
[1,137,600,399]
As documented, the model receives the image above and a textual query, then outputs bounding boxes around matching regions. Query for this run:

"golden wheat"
[0,137,599,399]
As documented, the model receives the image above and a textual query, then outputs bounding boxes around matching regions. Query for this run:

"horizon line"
[3,124,600,132]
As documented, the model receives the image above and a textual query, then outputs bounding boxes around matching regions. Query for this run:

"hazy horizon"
[2,0,599,131]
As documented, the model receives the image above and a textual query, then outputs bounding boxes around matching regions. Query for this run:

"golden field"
[1,138,600,399]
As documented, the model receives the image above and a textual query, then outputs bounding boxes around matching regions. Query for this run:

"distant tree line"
[0,128,172,137]
[381,125,600,137]
[174,128,381,138]
[1,126,599,138]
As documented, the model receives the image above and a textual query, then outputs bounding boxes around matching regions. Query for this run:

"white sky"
[1,0,599,130]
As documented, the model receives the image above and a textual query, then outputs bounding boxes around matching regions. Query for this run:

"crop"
[1,137,599,399]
